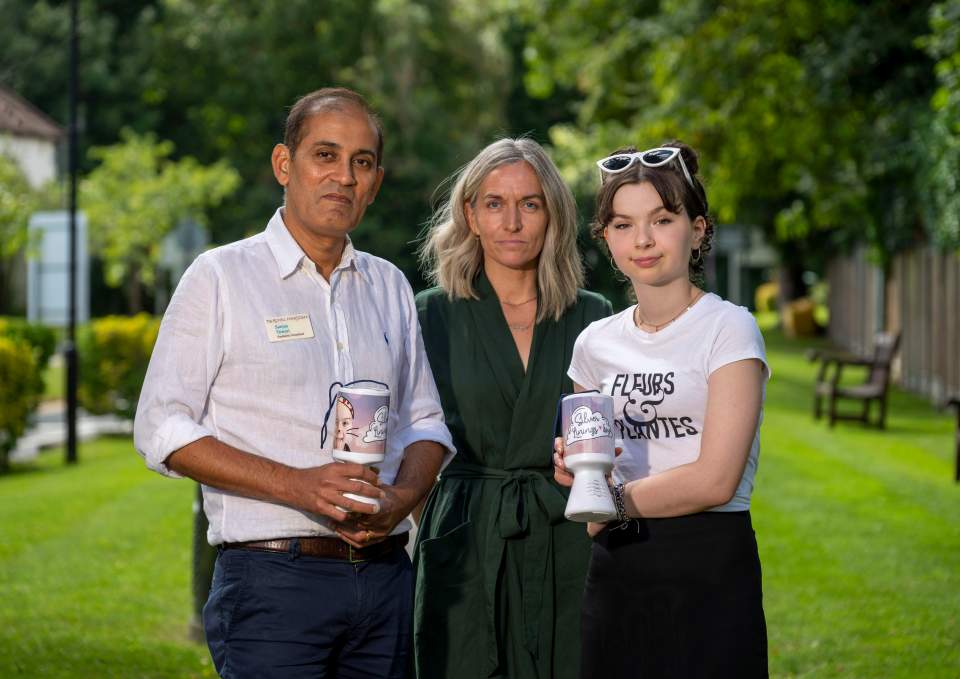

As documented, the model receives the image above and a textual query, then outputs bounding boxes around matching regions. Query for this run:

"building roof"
[0,85,63,141]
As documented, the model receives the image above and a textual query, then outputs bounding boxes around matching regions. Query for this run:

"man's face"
[272,106,384,241]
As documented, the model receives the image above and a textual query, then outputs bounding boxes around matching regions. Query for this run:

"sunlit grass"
[0,438,215,678]
[0,325,957,677]
[756,327,959,678]
[42,361,64,401]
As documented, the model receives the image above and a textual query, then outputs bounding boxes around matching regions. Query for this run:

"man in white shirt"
[134,88,454,678]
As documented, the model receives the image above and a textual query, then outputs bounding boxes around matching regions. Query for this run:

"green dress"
[412,273,612,679]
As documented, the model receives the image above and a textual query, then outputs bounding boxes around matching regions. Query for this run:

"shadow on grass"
[1,461,47,479]
[2,434,136,482]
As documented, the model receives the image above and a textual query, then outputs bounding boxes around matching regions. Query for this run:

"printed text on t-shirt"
[609,372,700,440]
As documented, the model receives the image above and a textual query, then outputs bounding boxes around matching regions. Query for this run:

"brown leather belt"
[222,532,408,562]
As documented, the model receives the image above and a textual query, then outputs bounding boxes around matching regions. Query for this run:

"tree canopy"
[920,0,960,249]
[0,155,39,313]
[81,130,240,310]
[1,0,957,306]
[523,0,942,280]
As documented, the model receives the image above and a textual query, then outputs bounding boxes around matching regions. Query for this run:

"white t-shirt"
[567,293,769,512]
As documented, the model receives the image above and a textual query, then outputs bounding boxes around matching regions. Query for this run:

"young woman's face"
[465,161,549,274]
[603,181,704,288]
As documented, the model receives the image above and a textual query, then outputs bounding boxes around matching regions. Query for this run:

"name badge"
[265,314,314,342]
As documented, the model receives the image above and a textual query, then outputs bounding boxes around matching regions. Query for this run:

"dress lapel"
[505,313,568,467]
[467,273,525,410]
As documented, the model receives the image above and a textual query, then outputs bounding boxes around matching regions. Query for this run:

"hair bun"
[664,140,700,176]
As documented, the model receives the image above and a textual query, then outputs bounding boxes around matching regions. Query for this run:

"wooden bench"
[808,332,900,429]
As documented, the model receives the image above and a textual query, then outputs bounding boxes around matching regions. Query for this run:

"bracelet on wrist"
[613,482,628,522]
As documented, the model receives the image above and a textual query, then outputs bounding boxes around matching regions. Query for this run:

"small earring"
[691,247,702,264]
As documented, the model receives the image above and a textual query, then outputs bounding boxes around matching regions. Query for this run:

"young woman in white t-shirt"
[554,141,769,678]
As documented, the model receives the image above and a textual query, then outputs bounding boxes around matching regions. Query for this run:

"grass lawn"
[0,438,215,678]
[755,327,959,677]
[42,361,64,401]
[0,327,957,677]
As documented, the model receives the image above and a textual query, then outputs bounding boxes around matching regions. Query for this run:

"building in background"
[0,85,62,189]
[709,224,777,310]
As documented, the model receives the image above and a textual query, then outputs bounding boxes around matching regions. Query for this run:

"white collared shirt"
[134,208,455,544]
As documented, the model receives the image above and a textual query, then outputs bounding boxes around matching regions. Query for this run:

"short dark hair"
[590,140,714,282]
[283,87,384,166]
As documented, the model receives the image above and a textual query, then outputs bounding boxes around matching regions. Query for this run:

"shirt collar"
[264,208,369,282]
[336,237,369,282]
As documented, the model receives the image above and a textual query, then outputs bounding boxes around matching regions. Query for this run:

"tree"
[520,0,939,299]
[919,0,960,250]
[2,0,566,288]
[81,130,240,311]
[0,155,37,314]
[140,0,517,281]
[0,0,162,171]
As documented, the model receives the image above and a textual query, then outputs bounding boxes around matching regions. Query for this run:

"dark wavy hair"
[590,140,714,283]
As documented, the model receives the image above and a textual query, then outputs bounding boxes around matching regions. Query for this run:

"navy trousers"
[203,542,413,679]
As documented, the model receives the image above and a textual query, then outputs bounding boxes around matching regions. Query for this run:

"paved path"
[10,400,133,464]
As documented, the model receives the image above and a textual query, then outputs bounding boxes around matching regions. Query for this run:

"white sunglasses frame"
[595,147,695,189]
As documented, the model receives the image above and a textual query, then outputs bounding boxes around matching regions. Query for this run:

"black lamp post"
[65,0,79,464]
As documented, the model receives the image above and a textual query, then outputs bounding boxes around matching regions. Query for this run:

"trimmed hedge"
[0,336,43,471]
[0,317,57,370]
[78,314,160,420]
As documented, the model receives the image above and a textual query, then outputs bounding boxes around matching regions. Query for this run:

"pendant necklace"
[634,288,704,332]
[502,294,537,331]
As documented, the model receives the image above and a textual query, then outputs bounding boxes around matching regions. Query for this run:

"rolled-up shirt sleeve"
[133,255,225,477]
[390,277,456,469]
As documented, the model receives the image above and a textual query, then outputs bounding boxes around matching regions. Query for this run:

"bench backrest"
[868,332,900,387]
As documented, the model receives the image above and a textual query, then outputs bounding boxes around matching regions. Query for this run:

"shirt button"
[337,342,344,351]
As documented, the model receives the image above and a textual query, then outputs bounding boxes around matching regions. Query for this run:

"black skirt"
[580,511,768,679]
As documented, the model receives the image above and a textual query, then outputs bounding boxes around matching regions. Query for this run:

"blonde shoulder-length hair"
[419,137,584,322]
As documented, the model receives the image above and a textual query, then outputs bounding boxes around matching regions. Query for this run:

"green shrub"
[0,335,43,471]
[0,317,58,370]
[754,281,780,312]
[78,314,160,419]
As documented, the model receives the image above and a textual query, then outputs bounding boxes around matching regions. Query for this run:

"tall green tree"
[0,0,162,169]
[139,0,516,280]
[919,0,960,250]
[0,155,37,314]
[81,131,240,311]
[2,0,574,289]
[521,0,938,298]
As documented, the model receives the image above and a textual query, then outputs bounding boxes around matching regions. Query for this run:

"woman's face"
[465,160,549,274]
[603,181,704,288]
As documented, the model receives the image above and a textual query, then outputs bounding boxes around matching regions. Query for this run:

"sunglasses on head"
[596,147,695,189]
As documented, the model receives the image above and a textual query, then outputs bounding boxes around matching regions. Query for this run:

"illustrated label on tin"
[333,387,390,455]
[562,394,615,457]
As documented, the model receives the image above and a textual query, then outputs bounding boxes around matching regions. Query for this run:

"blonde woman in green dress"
[413,138,611,679]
